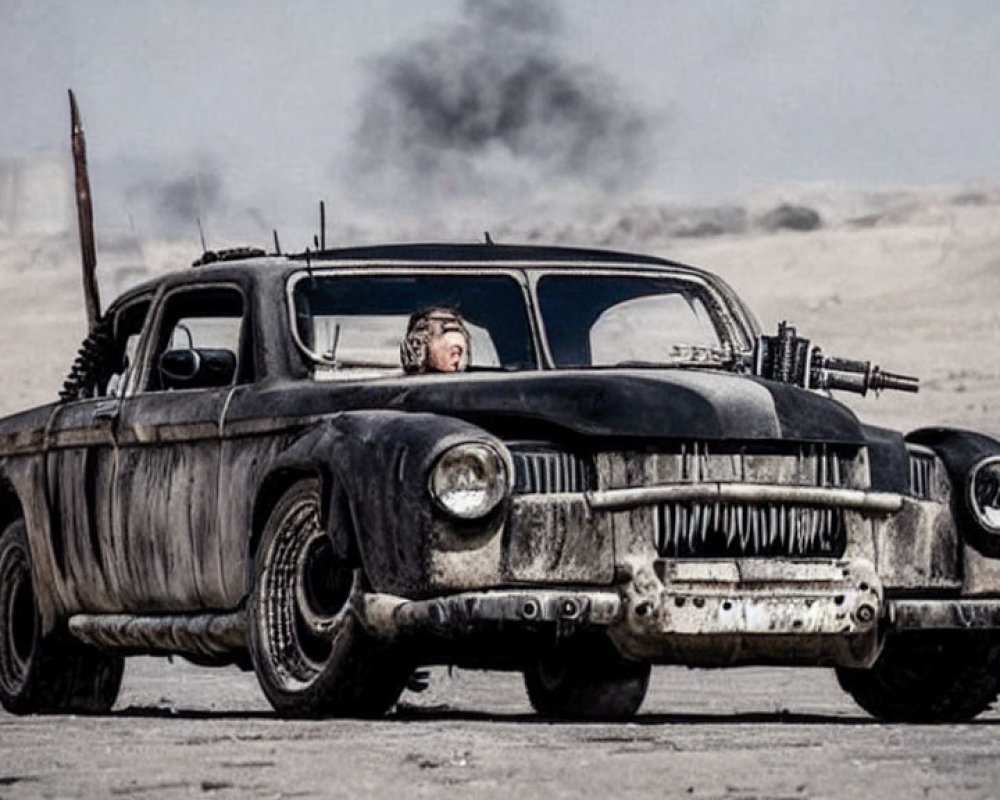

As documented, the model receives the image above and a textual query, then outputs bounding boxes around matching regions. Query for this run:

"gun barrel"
[816,368,920,396]
[822,356,870,373]
[816,370,868,395]
[871,369,919,394]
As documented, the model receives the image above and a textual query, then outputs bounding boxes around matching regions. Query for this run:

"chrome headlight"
[429,442,508,520]
[968,456,1000,533]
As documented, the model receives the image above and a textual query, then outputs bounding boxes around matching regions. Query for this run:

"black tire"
[248,478,409,717]
[524,636,651,721]
[836,631,1000,723]
[0,519,123,715]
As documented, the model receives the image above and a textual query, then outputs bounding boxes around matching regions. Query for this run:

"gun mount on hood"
[755,321,919,396]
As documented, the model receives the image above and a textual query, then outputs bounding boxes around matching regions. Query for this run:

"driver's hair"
[400,306,470,374]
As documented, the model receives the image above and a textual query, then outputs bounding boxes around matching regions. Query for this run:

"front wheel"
[248,478,410,717]
[524,636,651,721]
[836,631,1000,723]
[0,519,123,715]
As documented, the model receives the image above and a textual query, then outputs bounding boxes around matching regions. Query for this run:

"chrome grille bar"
[586,483,903,513]
[908,451,935,500]
[510,449,592,494]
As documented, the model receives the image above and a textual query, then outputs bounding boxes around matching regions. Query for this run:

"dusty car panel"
[3,242,1000,722]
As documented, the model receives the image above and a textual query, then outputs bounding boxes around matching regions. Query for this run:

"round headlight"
[429,443,508,520]
[968,456,1000,533]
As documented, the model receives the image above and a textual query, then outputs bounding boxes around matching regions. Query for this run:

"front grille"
[509,441,861,559]
[510,447,593,494]
[609,442,860,559]
[653,501,846,558]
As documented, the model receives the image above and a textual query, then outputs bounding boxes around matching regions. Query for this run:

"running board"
[68,611,246,657]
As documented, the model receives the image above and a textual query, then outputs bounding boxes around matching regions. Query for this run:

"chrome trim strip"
[586,483,903,513]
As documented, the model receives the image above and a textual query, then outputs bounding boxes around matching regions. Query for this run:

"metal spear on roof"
[69,89,101,331]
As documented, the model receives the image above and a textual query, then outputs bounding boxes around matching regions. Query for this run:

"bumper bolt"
[856,604,876,624]
[560,599,579,619]
[521,599,540,620]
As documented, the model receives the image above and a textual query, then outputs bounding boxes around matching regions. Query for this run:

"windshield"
[290,272,536,373]
[537,274,737,368]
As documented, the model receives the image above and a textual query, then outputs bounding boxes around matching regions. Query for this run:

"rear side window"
[105,299,153,396]
[59,297,152,402]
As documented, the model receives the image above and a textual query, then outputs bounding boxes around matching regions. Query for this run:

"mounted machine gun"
[755,321,919,396]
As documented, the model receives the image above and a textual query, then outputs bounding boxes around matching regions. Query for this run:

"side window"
[145,287,249,392]
[106,300,152,397]
[59,298,152,402]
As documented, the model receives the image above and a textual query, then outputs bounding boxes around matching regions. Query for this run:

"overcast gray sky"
[3,0,1000,238]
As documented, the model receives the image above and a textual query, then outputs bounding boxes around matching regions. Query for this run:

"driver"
[400,307,470,373]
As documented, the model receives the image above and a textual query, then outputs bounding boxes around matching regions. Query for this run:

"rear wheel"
[524,636,650,720]
[836,632,1000,722]
[0,519,123,715]
[248,478,409,717]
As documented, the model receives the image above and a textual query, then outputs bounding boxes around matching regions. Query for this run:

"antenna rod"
[68,89,101,330]
[273,229,282,255]
[320,200,326,250]
[304,248,315,284]
[197,217,207,252]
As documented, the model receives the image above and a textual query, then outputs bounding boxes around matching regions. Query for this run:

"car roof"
[107,242,720,311]
[289,242,689,267]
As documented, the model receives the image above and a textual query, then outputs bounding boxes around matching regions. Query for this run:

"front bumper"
[359,558,1000,669]
[360,558,884,668]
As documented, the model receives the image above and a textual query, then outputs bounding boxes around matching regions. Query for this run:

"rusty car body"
[3,242,1000,720]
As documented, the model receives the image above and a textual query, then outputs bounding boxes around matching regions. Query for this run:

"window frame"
[285,266,541,373]
[103,294,155,398]
[529,268,755,369]
[132,281,251,395]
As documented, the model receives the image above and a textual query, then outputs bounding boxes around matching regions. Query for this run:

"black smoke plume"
[350,0,651,207]
[123,158,228,239]
[153,171,223,225]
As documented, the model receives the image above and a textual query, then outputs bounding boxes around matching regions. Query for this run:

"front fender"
[257,410,506,597]
[907,427,1000,558]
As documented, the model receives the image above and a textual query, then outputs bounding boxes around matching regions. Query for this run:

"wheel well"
[249,468,322,568]
[249,466,361,571]
[0,476,24,534]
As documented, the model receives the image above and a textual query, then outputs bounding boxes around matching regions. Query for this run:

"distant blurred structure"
[0,151,73,236]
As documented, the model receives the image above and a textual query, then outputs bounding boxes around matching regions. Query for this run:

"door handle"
[93,400,119,421]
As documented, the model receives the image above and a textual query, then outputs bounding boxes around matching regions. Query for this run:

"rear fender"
[0,461,62,635]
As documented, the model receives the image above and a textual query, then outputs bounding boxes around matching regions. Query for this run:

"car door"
[44,295,152,613]
[112,282,251,612]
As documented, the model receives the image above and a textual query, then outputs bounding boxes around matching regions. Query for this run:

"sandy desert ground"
[4,658,1000,799]
[2,186,1000,798]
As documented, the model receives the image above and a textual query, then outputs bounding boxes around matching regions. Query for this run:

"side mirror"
[158,348,237,390]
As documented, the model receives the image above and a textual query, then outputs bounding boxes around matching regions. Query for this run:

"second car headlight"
[429,442,508,520]
[968,455,1000,533]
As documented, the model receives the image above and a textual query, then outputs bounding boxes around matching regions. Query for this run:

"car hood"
[373,368,865,444]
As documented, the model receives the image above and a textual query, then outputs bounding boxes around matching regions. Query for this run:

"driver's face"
[426,329,468,372]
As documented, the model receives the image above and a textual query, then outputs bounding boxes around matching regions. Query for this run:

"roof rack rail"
[192,247,267,267]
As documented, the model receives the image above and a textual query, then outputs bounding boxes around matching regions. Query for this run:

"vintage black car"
[2,242,1000,721]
